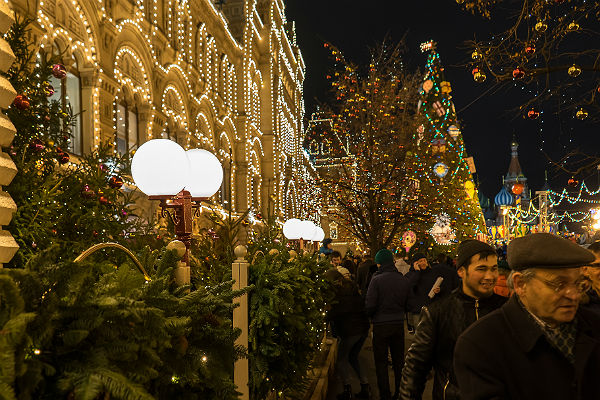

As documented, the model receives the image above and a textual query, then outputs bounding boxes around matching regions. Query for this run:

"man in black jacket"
[365,249,411,400]
[454,233,600,400]
[400,240,506,400]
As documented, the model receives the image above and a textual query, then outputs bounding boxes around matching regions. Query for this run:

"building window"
[49,68,82,154]
[116,102,138,155]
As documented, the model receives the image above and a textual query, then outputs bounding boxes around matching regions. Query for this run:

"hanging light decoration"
[568,64,582,77]
[472,67,486,83]
[576,108,588,120]
[512,66,525,79]
[527,108,540,119]
[471,50,482,60]
[535,21,548,32]
[525,44,536,55]
[567,21,580,31]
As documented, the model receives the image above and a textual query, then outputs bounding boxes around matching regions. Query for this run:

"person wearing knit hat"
[365,248,411,400]
[400,239,506,400]
[455,233,600,400]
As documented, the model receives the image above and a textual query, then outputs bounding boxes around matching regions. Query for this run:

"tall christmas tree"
[404,41,486,253]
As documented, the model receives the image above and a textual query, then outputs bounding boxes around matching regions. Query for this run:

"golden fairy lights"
[32,0,313,221]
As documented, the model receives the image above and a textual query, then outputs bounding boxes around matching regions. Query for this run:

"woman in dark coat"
[325,268,371,399]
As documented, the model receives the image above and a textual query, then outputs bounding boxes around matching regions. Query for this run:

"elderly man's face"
[515,267,585,327]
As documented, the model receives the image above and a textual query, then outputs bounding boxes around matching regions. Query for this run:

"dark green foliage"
[3,19,140,267]
[0,246,244,400]
[246,225,332,399]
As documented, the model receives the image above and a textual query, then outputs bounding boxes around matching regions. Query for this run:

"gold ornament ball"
[576,108,588,120]
[568,64,582,77]
[535,21,548,32]
[473,71,487,83]
[567,21,580,31]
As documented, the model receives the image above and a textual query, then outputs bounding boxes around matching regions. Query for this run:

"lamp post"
[283,219,324,251]
[131,139,223,285]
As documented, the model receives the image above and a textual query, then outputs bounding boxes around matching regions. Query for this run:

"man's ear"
[457,265,466,280]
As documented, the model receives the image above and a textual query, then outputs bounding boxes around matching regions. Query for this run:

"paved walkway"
[326,328,433,400]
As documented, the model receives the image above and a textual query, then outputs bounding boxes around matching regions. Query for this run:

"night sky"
[286,0,600,202]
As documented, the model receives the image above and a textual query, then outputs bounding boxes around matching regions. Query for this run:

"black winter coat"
[399,288,506,400]
[454,295,600,400]
[365,263,411,324]
[405,267,444,313]
[326,280,370,338]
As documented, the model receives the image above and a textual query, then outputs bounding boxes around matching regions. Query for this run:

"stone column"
[232,245,249,400]
[0,2,20,266]
[79,67,99,154]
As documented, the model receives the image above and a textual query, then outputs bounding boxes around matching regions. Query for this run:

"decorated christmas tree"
[404,41,486,252]
[4,19,142,267]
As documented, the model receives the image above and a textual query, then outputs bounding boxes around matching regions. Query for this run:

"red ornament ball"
[512,67,525,79]
[512,183,524,195]
[52,64,67,79]
[525,44,536,55]
[13,94,30,110]
[81,184,95,198]
[567,177,579,187]
[108,175,124,189]
[99,196,110,205]
[527,108,540,119]
[57,153,70,164]
[29,138,45,152]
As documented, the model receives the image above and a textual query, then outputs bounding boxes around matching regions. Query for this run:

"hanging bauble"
[448,125,461,139]
[567,177,579,187]
[440,81,452,94]
[465,180,475,199]
[423,79,434,92]
[57,152,70,165]
[417,124,425,134]
[43,82,54,96]
[567,21,580,31]
[471,50,481,60]
[432,138,447,154]
[568,64,582,77]
[576,108,588,120]
[535,21,548,32]
[433,162,449,178]
[13,94,30,110]
[512,66,525,79]
[108,175,124,189]
[525,44,536,55]
[99,196,110,205]
[51,64,67,79]
[402,230,417,252]
[512,182,524,195]
[527,108,540,119]
[432,101,445,116]
[473,70,486,83]
[29,138,45,152]
[81,184,95,198]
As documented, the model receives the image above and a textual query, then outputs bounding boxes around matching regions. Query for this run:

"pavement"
[326,326,433,400]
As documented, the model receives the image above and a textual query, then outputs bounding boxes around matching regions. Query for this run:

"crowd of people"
[321,234,600,400]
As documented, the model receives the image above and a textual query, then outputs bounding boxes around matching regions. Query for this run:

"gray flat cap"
[507,233,595,271]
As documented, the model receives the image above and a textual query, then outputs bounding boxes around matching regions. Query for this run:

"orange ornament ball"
[512,183,524,195]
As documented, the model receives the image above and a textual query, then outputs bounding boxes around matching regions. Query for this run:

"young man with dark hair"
[400,240,506,400]
[331,250,350,279]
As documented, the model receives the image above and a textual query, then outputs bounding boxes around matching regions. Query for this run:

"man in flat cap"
[400,239,506,400]
[454,233,600,400]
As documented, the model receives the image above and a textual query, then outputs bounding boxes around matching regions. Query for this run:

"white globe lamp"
[185,149,223,198]
[131,139,190,196]
[283,219,302,240]
[299,220,317,241]
[313,227,325,242]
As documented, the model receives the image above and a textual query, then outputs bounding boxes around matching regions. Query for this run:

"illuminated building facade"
[9,0,317,221]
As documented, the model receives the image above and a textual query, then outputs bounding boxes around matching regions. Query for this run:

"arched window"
[47,51,83,155]
[115,99,138,155]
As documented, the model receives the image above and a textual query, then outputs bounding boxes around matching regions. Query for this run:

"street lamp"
[132,139,223,285]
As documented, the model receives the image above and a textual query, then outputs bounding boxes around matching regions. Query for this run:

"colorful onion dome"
[494,186,514,206]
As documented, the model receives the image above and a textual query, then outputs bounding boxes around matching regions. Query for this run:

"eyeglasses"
[531,275,591,294]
